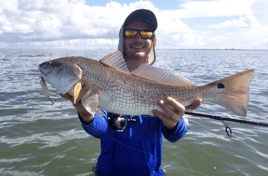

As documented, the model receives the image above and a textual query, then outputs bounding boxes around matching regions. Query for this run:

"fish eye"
[217,83,225,89]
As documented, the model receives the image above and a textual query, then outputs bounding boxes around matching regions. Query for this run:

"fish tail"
[205,69,255,116]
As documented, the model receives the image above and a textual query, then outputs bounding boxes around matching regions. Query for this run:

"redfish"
[38,51,254,117]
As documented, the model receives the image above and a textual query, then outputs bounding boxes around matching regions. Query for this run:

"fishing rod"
[185,111,268,137]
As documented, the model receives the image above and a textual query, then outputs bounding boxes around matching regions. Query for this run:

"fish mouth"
[39,75,46,82]
[38,64,44,74]
[38,68,47,81]
[38,63,50,80]
[38,61,52,78]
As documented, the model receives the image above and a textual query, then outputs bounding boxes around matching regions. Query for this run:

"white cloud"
[208,14,261,29]
[8,38,118,49]
[0,0,267,49]
[202,25,268,49]
[154,0,257,48]
[251,0,268,30]
[250,37,268,47]
[0,0,203,49]
[241,26,268,48]
[156,17,204,48]
[161,0,256,19]
[0,0,159,44]
[18,0,45,10]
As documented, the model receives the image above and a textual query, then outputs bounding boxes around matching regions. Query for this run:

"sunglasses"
[124,29,154,39]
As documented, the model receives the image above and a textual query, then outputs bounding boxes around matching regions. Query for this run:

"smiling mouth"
[131,46,144,49]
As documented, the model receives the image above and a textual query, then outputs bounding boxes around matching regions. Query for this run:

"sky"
[0,0,268,49]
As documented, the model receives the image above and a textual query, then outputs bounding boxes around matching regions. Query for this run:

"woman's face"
[123,20,153,61]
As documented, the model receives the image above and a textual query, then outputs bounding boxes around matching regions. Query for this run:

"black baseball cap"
[124,9,157,31]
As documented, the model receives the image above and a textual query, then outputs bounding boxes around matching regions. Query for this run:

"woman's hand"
[153,97,202,129]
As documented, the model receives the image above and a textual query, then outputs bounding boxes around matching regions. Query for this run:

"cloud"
[161,0,256,19]
[156,17,204,48]
[0,0,159,46]
[240,26,268,48]
[154,0,257,48]
[202,24,268,49]
[208,14,261,29]
[0,0,203,49]
[7,38,118,49]
[0,0,267,49]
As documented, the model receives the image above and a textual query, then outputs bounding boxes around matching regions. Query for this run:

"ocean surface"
[0,49,268,176]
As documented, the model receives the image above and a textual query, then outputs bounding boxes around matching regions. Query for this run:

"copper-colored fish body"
[38,51,254,117]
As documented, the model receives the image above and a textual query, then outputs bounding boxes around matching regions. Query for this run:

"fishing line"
[87,125,162,161]
[185,111,268,137]
[88,123,209,176]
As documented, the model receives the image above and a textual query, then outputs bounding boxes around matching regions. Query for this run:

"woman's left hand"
[153,97,202,129]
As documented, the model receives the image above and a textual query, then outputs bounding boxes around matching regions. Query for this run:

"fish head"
[38,58,83,95]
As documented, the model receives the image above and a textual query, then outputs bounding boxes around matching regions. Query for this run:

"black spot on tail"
[217,83,225,89]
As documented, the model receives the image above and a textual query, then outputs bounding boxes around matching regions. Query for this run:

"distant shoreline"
[0,48,267,51]
[156,48,268,51]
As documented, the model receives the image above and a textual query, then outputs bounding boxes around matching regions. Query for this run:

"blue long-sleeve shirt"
[80,110,190,176]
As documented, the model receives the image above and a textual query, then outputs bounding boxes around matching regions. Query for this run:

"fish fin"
[96,108,103,118]
[206,69,255,116]
[81,91,101,118]
[40,78,50,97]
[131,64,196,86]
[100,51,129,72]
[74,82,82,104]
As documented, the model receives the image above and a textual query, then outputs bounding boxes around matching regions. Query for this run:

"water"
[0,49,268,176]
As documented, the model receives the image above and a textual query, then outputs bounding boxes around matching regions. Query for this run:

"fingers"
[75,84,90,104]
[153,97,202,129]
[155,97,185,117]
[157,100,177,117]
[60,93,74,102]
[153,108,178,129]
[165,97,185,116]
[185,98,202,110]
[61,93,80,108]
[60,86,94,122]
[61,91,93,118]
[153,97,185,129]
[60,84,90,104]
